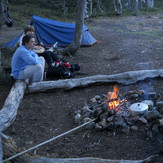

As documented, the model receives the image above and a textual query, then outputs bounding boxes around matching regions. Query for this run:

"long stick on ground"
[3,118,96,163]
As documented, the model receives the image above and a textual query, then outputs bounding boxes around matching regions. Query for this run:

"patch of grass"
[114,27,123,32]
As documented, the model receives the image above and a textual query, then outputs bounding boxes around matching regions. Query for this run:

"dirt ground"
[0,13,163,162]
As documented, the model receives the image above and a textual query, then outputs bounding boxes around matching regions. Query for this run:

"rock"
[74,113,81,124]
[131,125,138,131]
[107,116,114,122]
[158,108,163,115]
[95,123,102,129]
[137,117,148,125]
[157,119,163,127]
[142,100,154,110]
[94,95,101,100]
[108,109,115,116]
[99,112,108,120]
[148,92,157,100]
[152,124,160,134]
[99,119,107,128]
[114,115,127,128]
[156,101,163,109]
[93,107,103,118]
[86,121,95,130]
[147,130,153,138]
[74,109,81,114]
[145,110,161,121]
[90,97,97,103]
[83,111,92,118]
[105,122,115,131]
[82,117,91,123]
[121,126,130,134]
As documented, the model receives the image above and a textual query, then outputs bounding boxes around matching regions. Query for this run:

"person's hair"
[24,25,35,34]
[22,35,34,45]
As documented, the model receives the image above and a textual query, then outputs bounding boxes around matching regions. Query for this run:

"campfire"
[74,85,163,137]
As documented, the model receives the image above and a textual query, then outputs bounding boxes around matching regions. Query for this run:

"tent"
[2,15,97,48]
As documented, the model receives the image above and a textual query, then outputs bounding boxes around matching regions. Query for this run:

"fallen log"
[28,69,163,93]
[0,80,27,132]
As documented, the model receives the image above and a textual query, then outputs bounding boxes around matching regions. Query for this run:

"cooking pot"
[129,102,148,117]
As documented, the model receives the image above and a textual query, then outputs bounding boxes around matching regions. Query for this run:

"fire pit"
[74,85,163,137]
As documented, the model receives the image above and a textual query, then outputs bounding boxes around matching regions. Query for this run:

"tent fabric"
[2,15,97,48]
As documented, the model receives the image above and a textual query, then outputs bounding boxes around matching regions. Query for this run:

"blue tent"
[2,15,97,48]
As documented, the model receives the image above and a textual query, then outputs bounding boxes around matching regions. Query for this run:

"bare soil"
[0,13,163,162]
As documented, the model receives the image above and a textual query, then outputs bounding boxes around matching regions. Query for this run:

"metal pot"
[129,102,148,117]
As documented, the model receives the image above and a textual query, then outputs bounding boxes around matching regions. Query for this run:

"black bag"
[5,12,13,27]
[46,65,75,79]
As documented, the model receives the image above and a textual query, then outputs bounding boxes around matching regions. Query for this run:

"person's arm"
[20,49,39,65]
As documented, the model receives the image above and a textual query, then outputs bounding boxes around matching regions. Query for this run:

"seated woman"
[19,25,80,79]
[11,35,45,83]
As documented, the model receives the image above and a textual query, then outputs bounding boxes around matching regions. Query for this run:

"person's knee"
[35,63,43,72]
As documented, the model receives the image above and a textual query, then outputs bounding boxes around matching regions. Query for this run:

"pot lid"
[130,103,148,112]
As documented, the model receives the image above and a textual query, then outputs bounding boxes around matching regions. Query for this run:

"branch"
[28,69,163,93]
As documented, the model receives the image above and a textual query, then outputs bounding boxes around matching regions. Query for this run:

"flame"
[106,85,120,110]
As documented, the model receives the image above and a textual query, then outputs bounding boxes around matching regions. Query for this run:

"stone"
[107,116,114,122]
[99,119,107,128]
[93,107,103,118]
[82,117,91,123]
[74,109,81,114]
[94,95,101,100]
[86,121,95,130]
[156,101,163,109]
[158,108,163,115]
[146,130,153,138]
[145,110,161,121]
[90,97,97,103]
[142,100,154,110]
[157,119,163,127]
[137,117,148,125]
[114,115,127,128]
[131,125,138,131]
[99,112,109,120]
[121,126,130,134]
[95,123,102,129]
[105,122,115,131]
[74,113,81,124]
[152,124,160,134]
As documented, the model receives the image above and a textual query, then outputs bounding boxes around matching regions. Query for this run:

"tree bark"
[61,0,86,56]
[27,69,163,93]
[0,134,2,163]
[113,0,122,15]
[146,0,154,9]
[0,80,27,132]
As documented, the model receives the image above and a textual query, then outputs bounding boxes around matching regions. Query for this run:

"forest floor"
[0,13,163,162]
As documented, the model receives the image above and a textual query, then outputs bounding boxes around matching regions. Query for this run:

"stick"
[3,118,96,163]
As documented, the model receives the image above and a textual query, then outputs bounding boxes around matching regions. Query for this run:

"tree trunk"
[113,0,122,15]
[0,0,3,28]
[0,134,2,163]
[96,0,103,13]
[146,0,154,9]
[0,50,1,69]
[61,0,86,56]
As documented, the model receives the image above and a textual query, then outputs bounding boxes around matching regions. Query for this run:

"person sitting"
[11,35,45,83]
[19,25,60,69]
[19,25,80,79]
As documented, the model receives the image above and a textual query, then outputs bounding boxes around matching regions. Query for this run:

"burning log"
[27,69,163,93]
